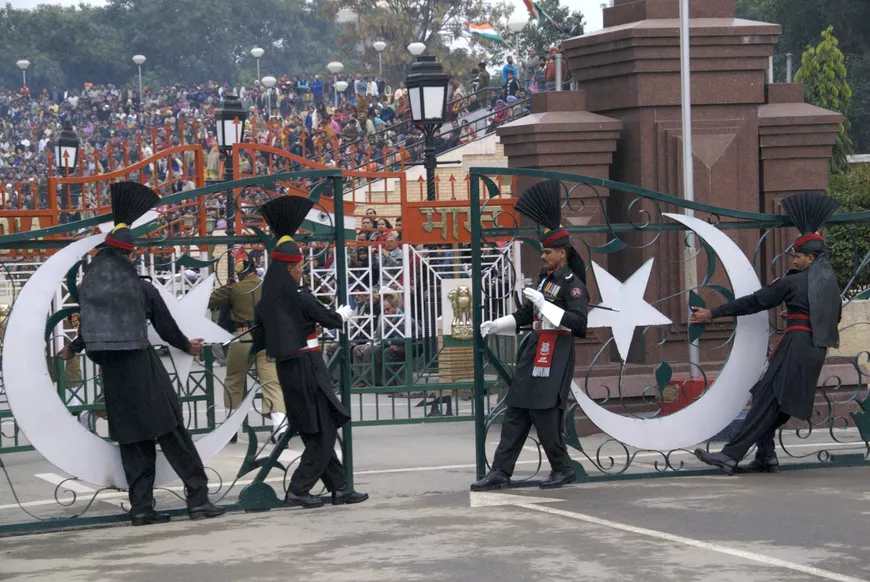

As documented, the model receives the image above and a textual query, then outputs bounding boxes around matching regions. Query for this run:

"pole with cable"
[679,0,701,378]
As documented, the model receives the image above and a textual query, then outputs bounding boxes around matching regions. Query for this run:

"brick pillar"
[496,91,623,364]
[758,83,843,280]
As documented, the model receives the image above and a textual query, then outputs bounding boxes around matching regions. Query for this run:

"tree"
[338,0,512,84]
[735,0,870,152]
[517,0,584,61]
[826,165,870,296]
[0,0,345,90]
[795,26,854,172]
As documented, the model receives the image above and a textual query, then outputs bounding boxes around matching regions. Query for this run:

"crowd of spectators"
[0,50,556,224]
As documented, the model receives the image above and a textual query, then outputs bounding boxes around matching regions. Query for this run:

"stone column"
[497,91,623,364]
[758,83,843,280]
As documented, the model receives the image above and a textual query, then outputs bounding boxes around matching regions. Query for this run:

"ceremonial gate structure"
[1,0,868,535]
[469,167,870,482]
[0,165,865,534]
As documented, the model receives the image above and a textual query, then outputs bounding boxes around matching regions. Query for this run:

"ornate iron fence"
[469,167,870,482]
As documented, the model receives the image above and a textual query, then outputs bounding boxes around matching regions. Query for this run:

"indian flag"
[522,0,564,32]
[468,22,504,44]
[522,0,540,19]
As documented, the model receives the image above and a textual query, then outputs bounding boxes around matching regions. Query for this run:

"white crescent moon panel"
[571,213,769,451]
[3,234,257,488]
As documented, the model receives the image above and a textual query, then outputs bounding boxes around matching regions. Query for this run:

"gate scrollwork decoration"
[469,167,870,482]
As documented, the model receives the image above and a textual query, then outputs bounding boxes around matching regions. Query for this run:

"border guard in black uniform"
[692,191,842,474]
[472,180,589,491]
[62,182,225,526]
[253,195,368,508]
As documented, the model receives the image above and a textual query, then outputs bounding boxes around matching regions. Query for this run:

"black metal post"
[223,151,235,282]
[332,175,354,489]
[424,125,437,201]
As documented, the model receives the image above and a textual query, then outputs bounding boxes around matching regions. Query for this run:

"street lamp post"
[373,40,387,78]
[405,51,449,201]
[132,54,146,111]
[334,79,349,112]
[54,122,80,174]
[215,93,248,280]
[251,47,264,85]
[407,42,426,57]
[508,21,525,61]
[54,122,79,212]
[326,61,344,108]
[16,59,30,89]
[261,75,277,118]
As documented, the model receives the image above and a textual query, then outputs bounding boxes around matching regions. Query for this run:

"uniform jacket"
[253,273,349,433]
[508,266,588,410]
[77,248,149,351]
[711,268,837,420]
[208,274,262,327]
[73,279,191,443]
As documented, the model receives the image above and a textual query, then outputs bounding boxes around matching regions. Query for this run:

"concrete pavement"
[0,422,868,582]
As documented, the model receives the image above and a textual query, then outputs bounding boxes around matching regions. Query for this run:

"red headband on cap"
[105,234,135,251]
[794,232,824,250]
[542,229,569,247]
[271,250,303,264]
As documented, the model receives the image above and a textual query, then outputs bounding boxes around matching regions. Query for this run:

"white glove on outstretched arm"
[336,304,354,322]
[480,315,516,337]
[522,287,545,307]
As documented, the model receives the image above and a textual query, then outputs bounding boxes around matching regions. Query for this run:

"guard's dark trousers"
[119,425,209,513]
[721,383,791,462]
[491,406,572,476]
[288,391,347,495]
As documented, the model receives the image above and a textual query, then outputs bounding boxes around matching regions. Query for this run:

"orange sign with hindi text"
[402,199,517,244]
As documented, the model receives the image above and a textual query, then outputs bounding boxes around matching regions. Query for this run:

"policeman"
[472,180,589,491]
[209,254,286,440]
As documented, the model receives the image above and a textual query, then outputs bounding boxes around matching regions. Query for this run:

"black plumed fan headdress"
[515,179,572,248]
[260,196,313,239]
[110,181,159,227]
[515,179,562,231]
[260,195,314,264]
[515,179,586,282]
[105,181,159,251]
[781,191,840,254]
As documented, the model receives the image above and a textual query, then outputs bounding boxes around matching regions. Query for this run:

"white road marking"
[2,440,864,513]
[517,501,867,582]
[469,491,561,508]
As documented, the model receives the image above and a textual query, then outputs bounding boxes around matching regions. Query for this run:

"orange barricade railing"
[48,144,206,237]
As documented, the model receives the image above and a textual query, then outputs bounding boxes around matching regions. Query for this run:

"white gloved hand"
[522,287,545,307]
[336,304,354,322]
[480,315,516,337]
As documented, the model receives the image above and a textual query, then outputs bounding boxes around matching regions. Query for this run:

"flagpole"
[679,0,701,378]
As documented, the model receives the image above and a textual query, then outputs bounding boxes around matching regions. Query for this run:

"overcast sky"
[6,0,606,31]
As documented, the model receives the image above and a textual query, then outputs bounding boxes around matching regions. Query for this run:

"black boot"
[694,449,738,475]
[332,489,369,505]
[188,501,226,520]
[285,491,325,508]
[130,509,171,526]
[470,470,510,491]
[540,469,576,489]
[738,454,780,474]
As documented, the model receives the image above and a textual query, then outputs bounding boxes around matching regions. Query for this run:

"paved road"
[1,423,868,582]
